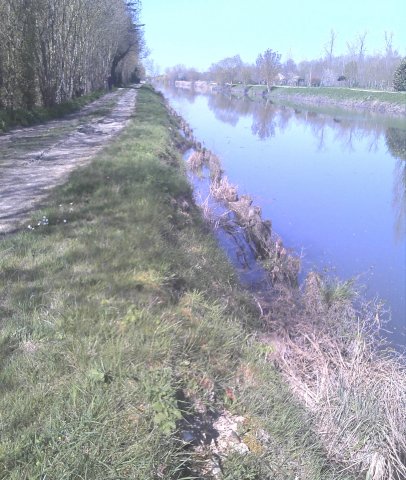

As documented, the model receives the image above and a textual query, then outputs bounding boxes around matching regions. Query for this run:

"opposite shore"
[173,80,406,116]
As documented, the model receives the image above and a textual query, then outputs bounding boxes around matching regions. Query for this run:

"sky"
[140,0,406,73]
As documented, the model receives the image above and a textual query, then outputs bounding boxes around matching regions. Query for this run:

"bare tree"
[0,0,144,110]
[384,31,394,57]
[357,31,368,61]
[256,49,281,92]
[209,55,244,85]
[324,29,337,66]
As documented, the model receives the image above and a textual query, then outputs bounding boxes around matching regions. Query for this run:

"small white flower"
[63,219,67,223]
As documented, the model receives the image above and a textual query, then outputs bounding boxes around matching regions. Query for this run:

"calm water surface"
[162,87,406,348]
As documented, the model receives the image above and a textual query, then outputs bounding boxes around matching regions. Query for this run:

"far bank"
[172,80,406,116]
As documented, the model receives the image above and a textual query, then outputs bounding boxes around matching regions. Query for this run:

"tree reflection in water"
[204,92,406,243]
[386,128,406,241]
[162,86,406,346]
[207,94,242,126]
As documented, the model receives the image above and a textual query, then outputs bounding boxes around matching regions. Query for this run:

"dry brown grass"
[187,151,206,174]
[210,175,238,202]
[268,273,406,480]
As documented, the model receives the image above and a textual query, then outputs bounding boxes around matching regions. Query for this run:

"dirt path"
[0,87,138,234]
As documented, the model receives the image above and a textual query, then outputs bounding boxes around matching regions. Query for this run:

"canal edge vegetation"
[172,81,406,116]
[0,85,352,479]
[177,104,406,477]
[245,85,406,116]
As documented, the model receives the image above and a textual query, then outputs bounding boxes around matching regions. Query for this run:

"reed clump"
[257,240,405,479]
[263,272,406,480]
[187,150,206,174]
[187,148,300,287]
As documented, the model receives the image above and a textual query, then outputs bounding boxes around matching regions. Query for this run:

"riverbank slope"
[241,85,406,115]
[0,86,344,479]
[170,81,406,115]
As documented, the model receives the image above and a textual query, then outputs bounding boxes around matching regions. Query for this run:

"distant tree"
[283,58,297,75]
[345,31,367,87]
[357,32,368,61]
[239,64,255,85]
[256,49,281,92]
[324,29,337,66]
[282,58,298,85]
[344,61,358,87]
[164,64,187,82]
[384,31,394,58]
[393,57,406,91]
[209,55,243,85]
[185,68,200,82]
[321,68,336,86]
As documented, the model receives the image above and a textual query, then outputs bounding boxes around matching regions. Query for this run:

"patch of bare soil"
[0,88,138,234]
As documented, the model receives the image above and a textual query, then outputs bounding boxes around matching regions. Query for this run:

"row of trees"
[164,31,405,91]
[0,0,144,110]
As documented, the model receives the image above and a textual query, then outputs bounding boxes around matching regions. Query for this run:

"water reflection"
[162,86,406,347]
[207,94,241,126]
[251,101,278,139]
[166,85,197,104]
[202,92,406,242]
[167,87,406,243]
[386,128,406,240]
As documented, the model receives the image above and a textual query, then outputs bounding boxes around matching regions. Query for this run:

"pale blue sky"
[141,0,406,72]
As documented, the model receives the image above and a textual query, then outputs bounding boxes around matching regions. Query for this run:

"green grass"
[241,84,406,106]
[0,90,106,132]
[269,86,406,103]
[0,86,352,479]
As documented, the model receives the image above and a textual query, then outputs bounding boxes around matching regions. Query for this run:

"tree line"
[163,30,405,91]
[0,0,144,110]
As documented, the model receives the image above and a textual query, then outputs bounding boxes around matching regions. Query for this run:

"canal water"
[161,87,406,348]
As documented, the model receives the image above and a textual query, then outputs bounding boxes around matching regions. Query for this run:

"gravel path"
[0,87,138,234]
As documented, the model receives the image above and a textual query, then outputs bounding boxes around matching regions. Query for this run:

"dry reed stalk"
[210,175,238,202]
[208,153,223,182]
[199,147,300,285]
[187,151,206,173]
[271,275,406,480]
[196,194,232,230]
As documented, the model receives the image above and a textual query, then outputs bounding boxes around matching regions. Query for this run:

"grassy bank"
[0,90,106,132]
[249,85,405,103]
[232,85,406,115]
[0,86,348,479]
